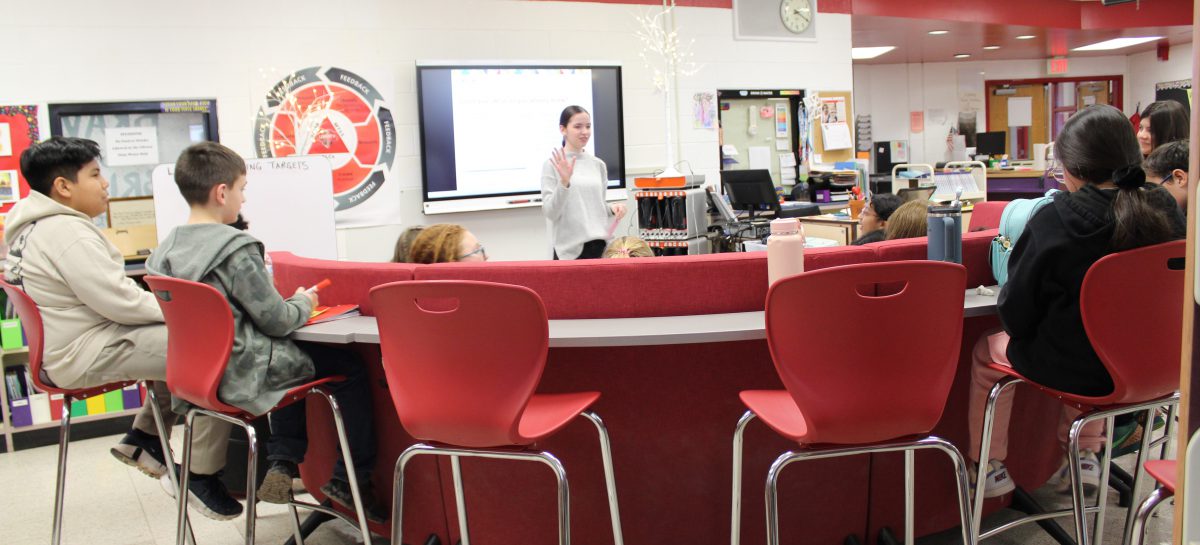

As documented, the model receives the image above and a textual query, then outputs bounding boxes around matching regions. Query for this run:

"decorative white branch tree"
[634,1,701,177]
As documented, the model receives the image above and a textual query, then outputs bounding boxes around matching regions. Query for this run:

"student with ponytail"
[542,105,627,259]
[967,105,1184,498]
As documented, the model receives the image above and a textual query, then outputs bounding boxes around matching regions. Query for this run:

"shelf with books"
[1,348,146,452]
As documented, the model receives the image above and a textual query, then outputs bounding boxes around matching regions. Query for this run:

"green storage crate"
[102,390,124,413]
[69,399,87,417]
[0,318,22,350]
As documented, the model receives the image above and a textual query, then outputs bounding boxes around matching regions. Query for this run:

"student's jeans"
[266,342,376,484]
[967,328,1105,463]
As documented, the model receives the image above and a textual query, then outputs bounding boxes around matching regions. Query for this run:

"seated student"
[391,225,425,263]
[407,223,487,263]
[883,200,929,240]
[967,105,1184,498]
[146,142,385,520]
[603,236,653,258]
[3,137,239,519]
[851,194,902,245]
[1144,139,1188,213]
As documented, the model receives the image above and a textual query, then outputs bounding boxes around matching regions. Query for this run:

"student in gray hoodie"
[147,142,384,521]
[4,137,240,520]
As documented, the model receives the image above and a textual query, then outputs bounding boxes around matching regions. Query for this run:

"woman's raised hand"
[551,148,575,187]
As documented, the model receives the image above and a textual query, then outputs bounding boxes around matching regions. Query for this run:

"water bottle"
[926,203,963,264]
[767,218,806,285]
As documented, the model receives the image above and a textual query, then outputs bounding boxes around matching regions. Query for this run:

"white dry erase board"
[151,156,338,259]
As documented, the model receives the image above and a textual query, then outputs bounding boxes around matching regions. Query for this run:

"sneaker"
[159,466,244,521]
[257,460,299,504]
[1112,410,1169,458]
[320,478,389,524]
[1050,450,1102,495]
[971,459,1016,499]
[110,429,168,479]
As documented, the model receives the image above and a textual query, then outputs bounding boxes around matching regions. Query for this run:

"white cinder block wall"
[1,0,852,261]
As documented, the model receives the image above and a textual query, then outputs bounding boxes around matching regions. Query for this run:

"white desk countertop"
[293,287,999,347]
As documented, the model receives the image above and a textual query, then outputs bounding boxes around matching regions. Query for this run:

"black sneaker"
[160,466,244,521]
[320,478,389,524]
[257,460,299,504]
[110,429,168,478]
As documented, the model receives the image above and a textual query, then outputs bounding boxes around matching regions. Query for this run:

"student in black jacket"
[850,193,901,245]
[966,105,1184,499]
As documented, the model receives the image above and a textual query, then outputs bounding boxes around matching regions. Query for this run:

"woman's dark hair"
[1141,100,1190,151]
[1143,139,1189,178]
[559,105,589,147]
[1058,105,1171,250]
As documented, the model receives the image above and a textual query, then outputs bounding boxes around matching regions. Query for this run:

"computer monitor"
[897,186,935,203]
[720,169,779,218]
[976,131,1006,157]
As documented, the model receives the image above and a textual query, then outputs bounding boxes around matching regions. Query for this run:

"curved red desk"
[289,288,1066,545]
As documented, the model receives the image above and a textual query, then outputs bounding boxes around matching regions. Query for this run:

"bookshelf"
[0,347,140,452]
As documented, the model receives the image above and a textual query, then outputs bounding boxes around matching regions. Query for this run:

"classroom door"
[987,84,1048,160]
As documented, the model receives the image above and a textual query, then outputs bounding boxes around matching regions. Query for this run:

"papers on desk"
[306,304,360,325]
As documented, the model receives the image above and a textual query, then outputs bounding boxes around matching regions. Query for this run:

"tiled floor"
[0,431,1176,545]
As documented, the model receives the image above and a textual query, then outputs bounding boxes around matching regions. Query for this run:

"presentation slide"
[418,65,624,205]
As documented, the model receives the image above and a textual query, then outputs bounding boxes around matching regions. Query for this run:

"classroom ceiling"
[848,0,1193,65]
[851,17,1192,65]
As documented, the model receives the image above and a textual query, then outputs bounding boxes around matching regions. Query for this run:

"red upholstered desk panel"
[415,247,878,319]
[969,201,1008,231]
[269,252,417,315]
[865,231,997,288]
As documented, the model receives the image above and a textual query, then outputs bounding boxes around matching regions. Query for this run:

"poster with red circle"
[0,105,39,216]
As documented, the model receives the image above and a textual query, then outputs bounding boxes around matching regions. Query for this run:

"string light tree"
[630,2,713,256]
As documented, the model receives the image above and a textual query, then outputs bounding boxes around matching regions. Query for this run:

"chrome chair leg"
[581,411,624,545]
[243,421,259,545]
[904,449,915,545]
[313,387,372,544]
[972,376,1022,543]
[730,410,756,545]
[1067,417,1091,545]
[1129,486,1171,545]
[451,455,470,545]
[50,394,73,545]
[1093,415,1115,545]
[175,410,198,545]
[288,502,305,545]
[763,437,974,545]
[145,384,197,545]
[392,444,576,545]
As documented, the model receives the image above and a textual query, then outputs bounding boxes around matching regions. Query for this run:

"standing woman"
[1137,100,1190,157]
[543,105,627,259]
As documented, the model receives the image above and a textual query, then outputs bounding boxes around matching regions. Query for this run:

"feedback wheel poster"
[254,67,395,211]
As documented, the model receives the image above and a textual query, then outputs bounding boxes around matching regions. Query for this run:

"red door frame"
[983,75,1124,132]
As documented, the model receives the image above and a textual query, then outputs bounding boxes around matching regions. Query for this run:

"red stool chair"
[369,280,624,545]
[730,261,974,545]
[143,276,373,545]
[0,279,189,545]
[972,240,1183,545]
[1129,460,1175,545]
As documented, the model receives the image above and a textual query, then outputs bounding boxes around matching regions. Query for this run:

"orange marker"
[306,279,332,294]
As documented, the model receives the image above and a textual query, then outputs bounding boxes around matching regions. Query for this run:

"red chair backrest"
[0,279,54,394]
[1081,240,1184,405]
[968,201,1007,231]
[370,280,549,448]
[143,276,241,414]
[765,261,967,444]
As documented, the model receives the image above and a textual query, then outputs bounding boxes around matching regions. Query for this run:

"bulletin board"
[812,91,855,164]
[0,105,41,215]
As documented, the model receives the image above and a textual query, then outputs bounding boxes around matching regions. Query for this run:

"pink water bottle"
[767,218,805,285]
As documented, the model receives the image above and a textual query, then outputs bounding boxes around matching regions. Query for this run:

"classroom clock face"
[780,0,813,33]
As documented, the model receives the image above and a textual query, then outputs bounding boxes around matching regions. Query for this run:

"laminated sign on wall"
[254,66,399,228]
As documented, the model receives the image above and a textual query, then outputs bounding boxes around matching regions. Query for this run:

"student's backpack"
[991,190,1057,286]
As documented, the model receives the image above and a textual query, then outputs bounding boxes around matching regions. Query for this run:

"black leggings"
[554,239,606,260]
